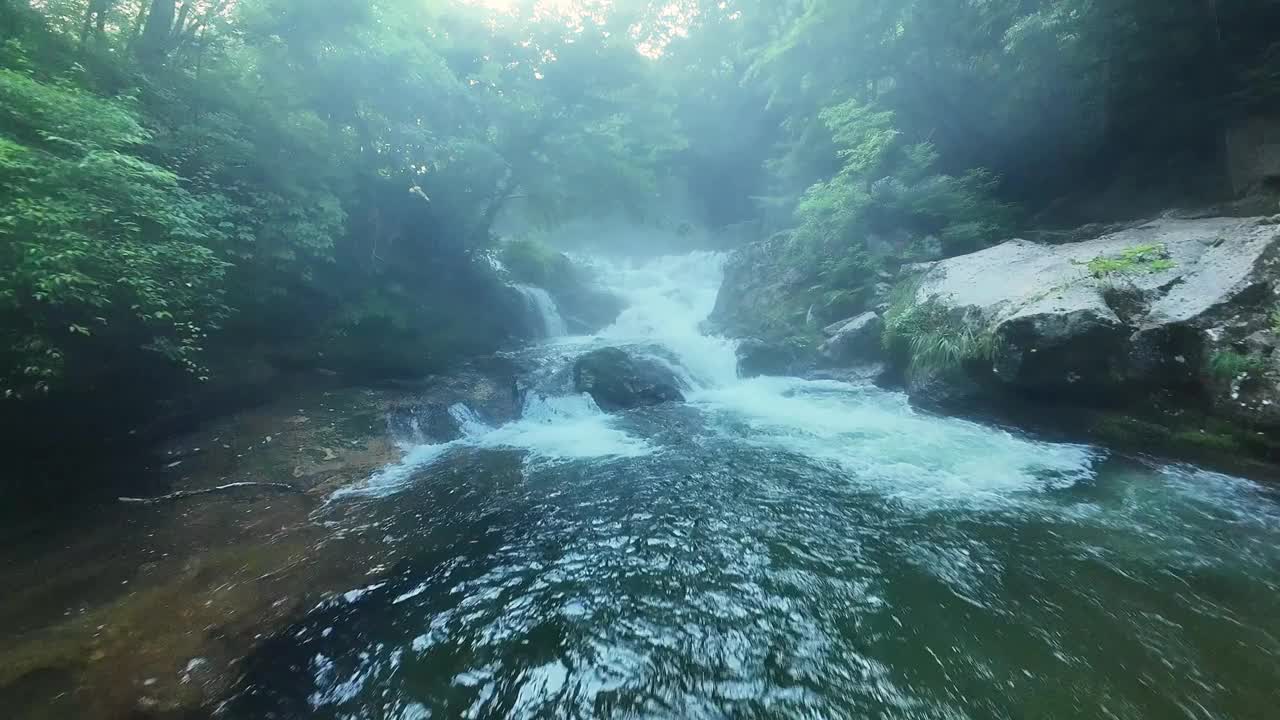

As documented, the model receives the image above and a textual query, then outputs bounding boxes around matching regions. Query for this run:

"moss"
[1209,350,1265,382]
[500,237,573,288]
[1172,429,1244,453]
[1079,243,1176,279]
[1090,412,1274,462]
[1092,415,1171,445]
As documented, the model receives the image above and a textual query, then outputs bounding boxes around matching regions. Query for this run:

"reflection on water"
[225,253,1280,720]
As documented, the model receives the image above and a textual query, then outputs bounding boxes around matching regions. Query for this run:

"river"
[213,251,1280,719]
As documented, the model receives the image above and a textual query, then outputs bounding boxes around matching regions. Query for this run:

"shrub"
[0,70,230,397]
[883,278,995,378]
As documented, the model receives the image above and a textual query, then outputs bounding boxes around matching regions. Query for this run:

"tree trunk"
[137,0,178,64]
[79,0,113,47]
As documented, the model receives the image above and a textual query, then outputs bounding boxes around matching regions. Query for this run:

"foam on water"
[334,394,652,499]
[474,393,653,464]
[587,252,740,389]
[693,376,1099,509]
[340,249,1101,505]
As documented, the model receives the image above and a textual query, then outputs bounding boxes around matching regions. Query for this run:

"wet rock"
[819,312,885,367]
[904,367,986,411]
[501,241,624,335]
[708,233,810,338]
[385,357,520,442]
[554,284,626,335]
[736,338,816,378]
[899,215,1280,443]
[573,348,685,412]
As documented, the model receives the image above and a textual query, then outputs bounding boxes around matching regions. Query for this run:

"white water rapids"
[338,251,1096,507]
[282,251,1280,720]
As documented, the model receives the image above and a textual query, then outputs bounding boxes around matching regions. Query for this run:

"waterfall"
[513,284,569,338]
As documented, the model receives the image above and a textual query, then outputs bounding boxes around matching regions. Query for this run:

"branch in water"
[119,482,302,504]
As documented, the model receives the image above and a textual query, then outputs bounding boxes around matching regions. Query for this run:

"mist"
[4,1,1280,718]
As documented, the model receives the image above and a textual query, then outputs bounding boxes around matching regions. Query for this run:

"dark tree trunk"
[80,0,113,46]
[137,0,177,64]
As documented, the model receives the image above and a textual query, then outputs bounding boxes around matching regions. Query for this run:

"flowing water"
[514,284,570,339]
[229,253,1280,719]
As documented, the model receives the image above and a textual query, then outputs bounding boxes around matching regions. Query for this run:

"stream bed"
[5,253,1280,719]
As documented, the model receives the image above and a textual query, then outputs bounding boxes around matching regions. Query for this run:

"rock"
[573,348,685,412]
[736,338,816,378]
[501,242,624,334]
[906,366,986,410]
[554,283,625,335]
[708,233,810,338]
[386,357,520,442]
[901,215,1280,429]
[807,363,889,385]
[819,312,885,367]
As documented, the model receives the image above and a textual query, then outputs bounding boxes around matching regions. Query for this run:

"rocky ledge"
[898,216,1280,462]
[715,214,1280,465]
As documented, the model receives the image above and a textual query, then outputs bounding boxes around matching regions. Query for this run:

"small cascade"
[514,284,569,338]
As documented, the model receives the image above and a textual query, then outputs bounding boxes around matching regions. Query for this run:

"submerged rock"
[573,348,685,412]
[384,356,520,443]
[819,312,885,367]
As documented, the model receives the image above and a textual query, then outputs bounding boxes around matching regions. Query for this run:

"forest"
[4,0,1278,481]
[5,2,1280,719]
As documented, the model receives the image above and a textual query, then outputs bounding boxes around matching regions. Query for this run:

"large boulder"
[573,348,685,412]
[708,233,811,338]
[499,239,625,335]
[819,312,885,366]
[900,215,1280,425]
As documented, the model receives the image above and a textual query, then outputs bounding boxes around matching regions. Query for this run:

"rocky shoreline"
[0,356,537,719]
[712,213,1280,470]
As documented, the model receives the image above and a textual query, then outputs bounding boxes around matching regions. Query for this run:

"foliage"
[883,280,995,379]
[0,68,229,398]
[0,0,689,399]
[4,0,1279,410]
[1081,244,1176,280]
[1209,351,1266,382]
[781,99,1014,324]
[500,237,572,289]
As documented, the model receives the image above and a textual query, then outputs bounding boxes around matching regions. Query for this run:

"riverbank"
[2,250,1279,720]
[712,212,1280,472]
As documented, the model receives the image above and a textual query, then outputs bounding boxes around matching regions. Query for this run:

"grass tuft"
[883,276,995,378]
[1079,243,1176,280]
[1209,351,1265,382]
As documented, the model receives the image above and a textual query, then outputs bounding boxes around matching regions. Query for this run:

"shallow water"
[219,252,1280,719]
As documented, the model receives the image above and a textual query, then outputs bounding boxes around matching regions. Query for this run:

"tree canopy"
[2,0,1278,403]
